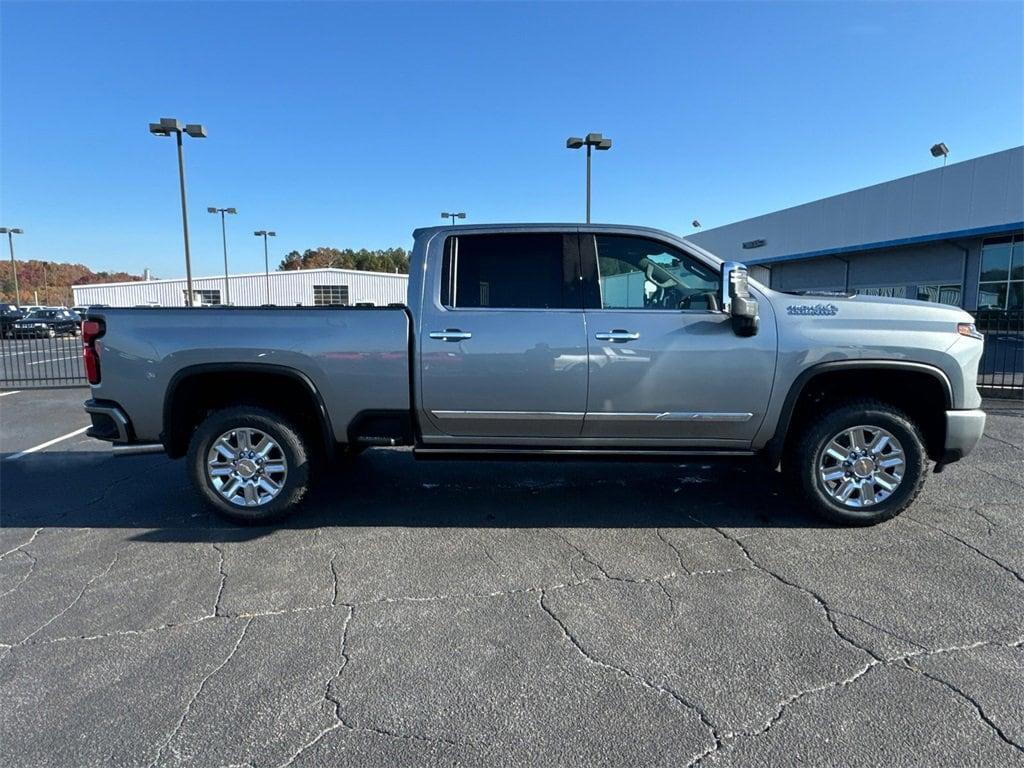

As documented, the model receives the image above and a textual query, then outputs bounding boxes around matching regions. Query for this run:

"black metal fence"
[976,309,1024,399]
[0,332,87,388]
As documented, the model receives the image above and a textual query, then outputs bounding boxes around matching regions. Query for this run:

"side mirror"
[720,261,759,337]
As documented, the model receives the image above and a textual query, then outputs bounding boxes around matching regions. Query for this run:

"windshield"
[24,310,59,319]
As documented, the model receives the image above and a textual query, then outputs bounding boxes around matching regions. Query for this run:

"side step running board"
[412,447,755,462]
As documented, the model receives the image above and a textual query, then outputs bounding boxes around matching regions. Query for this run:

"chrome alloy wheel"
[206,427,288,507]
[817,425,906,508]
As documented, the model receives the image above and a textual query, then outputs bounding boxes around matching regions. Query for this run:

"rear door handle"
[429,329,472,342]
[594,330,639,342]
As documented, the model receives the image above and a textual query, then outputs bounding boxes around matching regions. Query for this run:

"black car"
[10,309,81,338]
[1,307,27,338]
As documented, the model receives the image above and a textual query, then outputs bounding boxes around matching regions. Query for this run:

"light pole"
[441,212,466,225]
[254,230,276,305]
[0,227,23,309]
[149,117,207,306]
[566,133,612,223]
[208,207,237,305]
[931,142,950,167]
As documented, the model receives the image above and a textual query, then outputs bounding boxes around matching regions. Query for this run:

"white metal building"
[72,268,409,308]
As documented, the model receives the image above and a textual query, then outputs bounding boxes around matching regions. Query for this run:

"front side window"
[442,233,571,309]
[594,235,718,310]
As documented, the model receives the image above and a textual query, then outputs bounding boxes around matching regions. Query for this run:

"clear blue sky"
[2,1,1022,279]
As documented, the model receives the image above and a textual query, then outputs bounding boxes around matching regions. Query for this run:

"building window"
[313,285,349,306]
[917,284,962,306]
[978,235,1023,311]
[855,286,907,299]
[185,289,221,306]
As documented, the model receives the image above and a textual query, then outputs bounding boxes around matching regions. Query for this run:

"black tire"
[794,399,928,526]
[187,406,310,524]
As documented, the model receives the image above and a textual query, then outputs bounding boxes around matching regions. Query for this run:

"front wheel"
[794,399,928,526]
[187,406,310,524]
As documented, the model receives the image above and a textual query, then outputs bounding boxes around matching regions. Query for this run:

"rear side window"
[442,233,573,309]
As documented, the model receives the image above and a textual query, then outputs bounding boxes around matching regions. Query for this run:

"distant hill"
[0,260,143,307]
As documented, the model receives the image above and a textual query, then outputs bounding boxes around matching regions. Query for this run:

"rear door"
[418,230,588,440]
[581,232,776,444]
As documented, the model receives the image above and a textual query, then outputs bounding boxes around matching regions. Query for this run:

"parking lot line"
[27,355,81,366]
[0,390,21,397]
[5,425,90,461]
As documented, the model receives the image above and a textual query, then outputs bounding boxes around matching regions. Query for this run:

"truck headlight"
[957,323,983,340]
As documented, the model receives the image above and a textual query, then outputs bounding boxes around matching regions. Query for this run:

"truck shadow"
[1,448,823,542]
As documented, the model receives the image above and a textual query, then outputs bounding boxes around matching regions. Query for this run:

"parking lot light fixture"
[931,142,950,166]
[0,227,24,309]
[149,117,207,306]
[566,132,613,223]
[441,212,466,225]
[254,230,277,304]
[209,207,238,305]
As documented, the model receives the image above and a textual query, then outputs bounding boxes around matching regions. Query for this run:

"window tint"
[594,235,718,310]
[445,234,570,309]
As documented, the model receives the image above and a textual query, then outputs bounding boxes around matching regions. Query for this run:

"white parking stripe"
[0,390,21,397]
[27,355,81,366]
[6,426,90,461]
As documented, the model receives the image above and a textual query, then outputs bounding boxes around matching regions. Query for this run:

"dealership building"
[688,146,1023,312]
[72,267,409,308]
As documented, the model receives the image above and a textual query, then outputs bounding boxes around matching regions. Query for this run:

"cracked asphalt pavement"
[1,389,1022,767]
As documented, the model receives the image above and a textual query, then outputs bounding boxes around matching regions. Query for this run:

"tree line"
[278,247,409,274]
[0,260,143,307]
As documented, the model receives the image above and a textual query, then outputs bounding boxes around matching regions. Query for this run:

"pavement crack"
[973,464,1024,491]
[719,661,880,752]
[16,545,126,648]
[656,528,692,575]
[147,617,253,768]
[211,543,227,618]
[329,554,340,608]
[691,517,882,663]
[902,659,1024,752]
[830,608,928,656]
[908,516,1024,585]
[538,589,721,763]
[982,432,1023,451]
[0,527,42,561]
[0,547,37,601]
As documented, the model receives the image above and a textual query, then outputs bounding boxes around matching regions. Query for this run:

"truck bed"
[87,306,411,445]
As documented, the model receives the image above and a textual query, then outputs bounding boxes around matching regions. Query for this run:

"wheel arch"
[765,360,953,467]
[162,363,336,459]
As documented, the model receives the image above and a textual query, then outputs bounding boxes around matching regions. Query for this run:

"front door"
[419,230,588,440]
[581,232,776,444]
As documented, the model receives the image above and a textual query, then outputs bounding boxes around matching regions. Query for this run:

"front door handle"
[429,329,472,342]
[594,330,640,342]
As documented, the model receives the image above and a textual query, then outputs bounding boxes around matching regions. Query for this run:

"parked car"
[11,308,81,338]
[83,223,986,526]
[1,306,26,338]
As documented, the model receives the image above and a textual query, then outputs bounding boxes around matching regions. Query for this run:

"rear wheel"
[794,399,928,525]
[187,406,310,524]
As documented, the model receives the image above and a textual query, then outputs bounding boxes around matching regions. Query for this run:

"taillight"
[82,319,104,385]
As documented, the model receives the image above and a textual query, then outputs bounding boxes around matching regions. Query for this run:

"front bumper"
[941,409,986,463]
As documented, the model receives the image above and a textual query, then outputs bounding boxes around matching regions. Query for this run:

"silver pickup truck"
[82,223,986,526]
